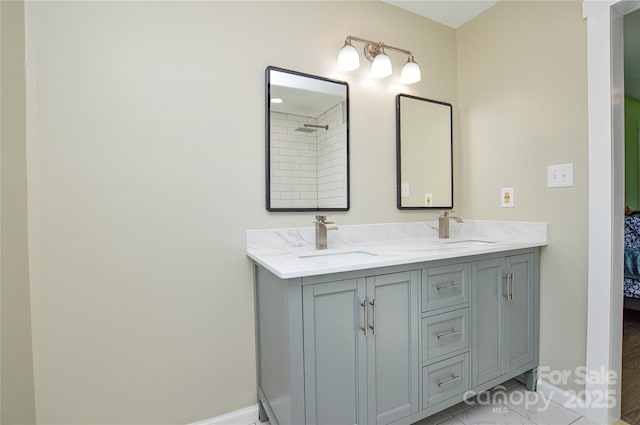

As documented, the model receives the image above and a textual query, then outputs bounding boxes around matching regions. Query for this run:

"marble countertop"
[247,220,547,279]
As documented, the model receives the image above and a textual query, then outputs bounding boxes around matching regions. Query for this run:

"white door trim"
[583,1,640,423]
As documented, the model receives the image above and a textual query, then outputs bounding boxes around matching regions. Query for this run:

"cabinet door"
[472,258,506,386]
[506,253,535,371]
[303,279,368,425]
[366,271,419,425]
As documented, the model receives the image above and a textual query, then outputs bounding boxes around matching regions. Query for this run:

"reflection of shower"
[295,124,329,133]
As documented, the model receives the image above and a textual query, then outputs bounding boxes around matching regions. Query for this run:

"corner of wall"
[0,0,37,423]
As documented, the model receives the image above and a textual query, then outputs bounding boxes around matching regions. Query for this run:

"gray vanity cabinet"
[302,271,420,425]
[471,253,538,388]
[253,248,539,425]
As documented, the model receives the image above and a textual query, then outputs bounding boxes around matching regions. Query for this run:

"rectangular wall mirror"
[396,94,453,210]
[266,66,350,211]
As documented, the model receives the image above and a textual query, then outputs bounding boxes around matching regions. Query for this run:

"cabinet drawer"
[422,308,469,361]
[422,263,469,312]
[422,353,470,409]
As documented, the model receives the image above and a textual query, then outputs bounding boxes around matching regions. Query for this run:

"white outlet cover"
[401,183,410,198]
[501,187,514,208]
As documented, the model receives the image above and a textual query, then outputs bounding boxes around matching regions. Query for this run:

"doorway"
[584,1,640,424]
[622,8,640,424]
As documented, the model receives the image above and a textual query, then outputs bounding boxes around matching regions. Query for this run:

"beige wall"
[1,0,37,423]
[17,1,590,422]
[457,1,588,393]
[23,2,457,423]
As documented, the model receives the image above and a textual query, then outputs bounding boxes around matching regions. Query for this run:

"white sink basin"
[380,238,496,253]
[442,239,495,246]
[298,249,380,261]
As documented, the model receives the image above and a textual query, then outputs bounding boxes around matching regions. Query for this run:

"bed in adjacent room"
[624,214,640,311]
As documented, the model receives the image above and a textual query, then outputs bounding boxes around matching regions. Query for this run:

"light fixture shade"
[401,58,421,84]
[338,43,360,71]
[371,53,392,78]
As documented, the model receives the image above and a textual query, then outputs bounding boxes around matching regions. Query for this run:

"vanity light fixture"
[337,35,421,84]
[371,46,392,78]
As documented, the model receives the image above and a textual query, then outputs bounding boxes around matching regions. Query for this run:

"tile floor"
[259,379,606,425]
[412,379,597,425]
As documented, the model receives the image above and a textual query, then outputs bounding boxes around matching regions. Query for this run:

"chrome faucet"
[438,211,463,239]
[314,215,338,249]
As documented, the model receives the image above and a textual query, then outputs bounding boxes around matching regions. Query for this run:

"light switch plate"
[401,183,410,198]
[501,187,514,208]
[547,163,574,188]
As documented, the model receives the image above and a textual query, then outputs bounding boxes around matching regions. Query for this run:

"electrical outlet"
[425,193,433,206]
[501,187,514,208]
[547,163,574,188]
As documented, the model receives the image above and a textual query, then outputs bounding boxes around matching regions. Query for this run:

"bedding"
[625,277,640,299]
[625,249,640,280]
[624,215,640,299]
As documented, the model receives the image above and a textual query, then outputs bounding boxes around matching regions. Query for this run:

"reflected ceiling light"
[337,35,421,84]
[270,98,284,104]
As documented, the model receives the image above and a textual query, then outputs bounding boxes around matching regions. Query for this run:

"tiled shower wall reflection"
[270,112,318,209]
[317,102,347,208]
[270,102,346,209]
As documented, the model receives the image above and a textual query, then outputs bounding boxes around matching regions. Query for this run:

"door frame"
[583,1,640,423]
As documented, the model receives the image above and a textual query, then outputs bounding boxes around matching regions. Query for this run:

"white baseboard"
[536,379,588,417]
[191,380,596,425]
[189,405,259,425]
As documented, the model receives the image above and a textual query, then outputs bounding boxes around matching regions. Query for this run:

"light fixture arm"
[345,35,413,60]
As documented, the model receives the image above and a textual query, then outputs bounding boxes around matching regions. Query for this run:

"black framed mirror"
[396,94,453,209]
[266,66,350,211]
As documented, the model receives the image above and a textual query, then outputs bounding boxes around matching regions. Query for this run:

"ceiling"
[383,0,499,29]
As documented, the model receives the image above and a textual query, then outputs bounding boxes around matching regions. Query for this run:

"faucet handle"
[440,211,463,223]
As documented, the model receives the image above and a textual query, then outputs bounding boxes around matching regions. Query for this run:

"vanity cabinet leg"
[258,400,268,423]
[524,367,538,391]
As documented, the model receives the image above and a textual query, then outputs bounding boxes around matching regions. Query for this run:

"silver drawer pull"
[437,375,461,388]
[436,282,461,291]
[435,329,461,339]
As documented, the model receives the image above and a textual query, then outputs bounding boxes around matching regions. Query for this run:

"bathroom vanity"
[247,221,546,425]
